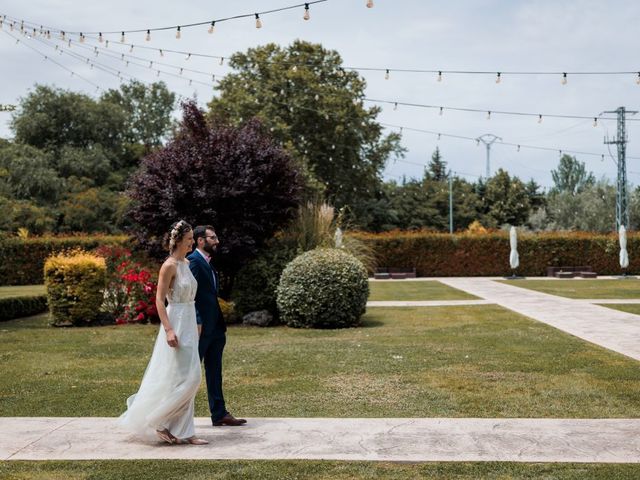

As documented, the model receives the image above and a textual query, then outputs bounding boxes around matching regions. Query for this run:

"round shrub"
[276,248,369,329]
[44,250,106,326]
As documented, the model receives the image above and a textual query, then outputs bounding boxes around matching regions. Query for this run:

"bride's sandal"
[186,436,209,445]
[156,429,177,444]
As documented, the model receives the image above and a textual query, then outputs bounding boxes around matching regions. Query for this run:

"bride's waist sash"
[167,301,195,306]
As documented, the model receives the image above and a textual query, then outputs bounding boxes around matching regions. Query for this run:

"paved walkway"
[3,417,640,462]
[439,278,640,361]
[367,299,492,307]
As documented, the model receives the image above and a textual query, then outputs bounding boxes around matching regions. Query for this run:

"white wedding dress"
[118,260,201,441]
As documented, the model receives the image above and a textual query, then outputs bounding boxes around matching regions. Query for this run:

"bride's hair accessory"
[167,220,191,253]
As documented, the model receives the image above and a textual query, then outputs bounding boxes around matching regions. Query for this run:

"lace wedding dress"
[118,260,201,441]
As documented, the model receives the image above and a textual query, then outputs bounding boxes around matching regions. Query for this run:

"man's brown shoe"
[212,414,247,426]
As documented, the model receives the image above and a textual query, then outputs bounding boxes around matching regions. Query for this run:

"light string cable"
[1,29,102,91]
[5,14,640,84]
[0,1,329,37]
[24,29,216,88]
[365,98,640,123]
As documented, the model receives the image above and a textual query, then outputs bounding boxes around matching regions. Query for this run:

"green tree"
[207,40,404,227]
[426,147,447,181]
[100,80,176,151]
[0,142,63,203]
[551,154,595,195]
[482,169,530,226]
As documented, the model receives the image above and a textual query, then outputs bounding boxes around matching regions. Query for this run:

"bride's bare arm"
[156,261,179,348]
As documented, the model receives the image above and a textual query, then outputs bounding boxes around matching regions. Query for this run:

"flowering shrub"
[96,246,159,325]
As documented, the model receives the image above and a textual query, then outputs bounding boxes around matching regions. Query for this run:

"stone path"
[367,299,492,307]
[439,278,640,361]
[3,417,640,462]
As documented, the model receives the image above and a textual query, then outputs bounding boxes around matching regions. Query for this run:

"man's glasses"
[205,235,218,241]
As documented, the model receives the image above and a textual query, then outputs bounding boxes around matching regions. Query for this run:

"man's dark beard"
[202,242,217,256]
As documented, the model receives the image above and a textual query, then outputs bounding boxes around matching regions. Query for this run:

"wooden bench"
[374,267,417,280]
[546,266,597,279]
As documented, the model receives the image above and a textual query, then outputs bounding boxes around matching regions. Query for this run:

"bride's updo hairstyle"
[164,220,193,254]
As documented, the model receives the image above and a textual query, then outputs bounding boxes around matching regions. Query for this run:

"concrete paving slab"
[366,300,493,307]
[439,278,640,361]
[2,417,640,463]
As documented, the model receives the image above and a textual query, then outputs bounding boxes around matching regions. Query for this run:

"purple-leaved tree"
[127,101,303,287]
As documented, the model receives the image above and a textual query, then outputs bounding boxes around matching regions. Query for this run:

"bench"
[374,267,417,280]
[546,266,597,279]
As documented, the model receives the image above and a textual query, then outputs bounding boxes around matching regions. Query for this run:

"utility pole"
[604,107,637,230]
[476,134,502,178]
[448,170,453,234]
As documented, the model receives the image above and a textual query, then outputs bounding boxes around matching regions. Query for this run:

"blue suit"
[188,250,228,422]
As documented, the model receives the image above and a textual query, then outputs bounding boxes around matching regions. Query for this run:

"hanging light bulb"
[393,102,398,110]
[385,69,390,80]
[105,39,109,47]
[538,114,543,124]
[561,72,567,85]
[304,3,310,20]
[185,53,191,61]
[476,139,480,146]
[437,133,441,140]
[149,61,153,68]
[145,29,151,41]
[636,72,640,85]
[129,44,134,53]
[366,0,374,7]
[593,117,598,127]
[157,70,160,77]
[220,57,224,66]
[439,107,444,116]
[486,111,491,120]
[179,68,183,75]
[159,49,164,57]
[120,31,125,43]
[437,71,442,82]
[517,145,521,152]
[208,21,215,34]
[98,32,103,43]
[79,33,85,43]
[175,26,181,39]
[495,72,501,84]
[255,14,262,28]
[60,30,65,39]
[47,30,51,39]
[601,154,605,161]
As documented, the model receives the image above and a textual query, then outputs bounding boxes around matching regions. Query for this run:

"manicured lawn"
[2,306,640,419]
[0,284,46,299]
[368,280,478,301]
[497,279,640,299]
[1,460,639,480]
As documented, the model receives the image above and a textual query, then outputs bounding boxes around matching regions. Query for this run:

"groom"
[188,225,247,427]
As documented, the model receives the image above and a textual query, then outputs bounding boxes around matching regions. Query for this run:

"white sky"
[1,0,639,189]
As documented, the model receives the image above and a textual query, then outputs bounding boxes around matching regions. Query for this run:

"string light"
[120,31,125,43]
[185,53,191,60]
[517,145,521,152]
[538,114,543,124]
[385,68,390,80]
[98,32,103,43]
[486,111,491,120]
[255,14,262,28]
[496,72,501,84]
[79,33,85,43]
[145,29,151,41]
[393,102,398,110]
[220,57,224,65]
[562,72,567,85]
[159,49,164,57]
[437,71,442,82]
[208,21,215,34]
[439,107,443,116]
[175,26,181,39]
[637,72,640,85]
[593,117,598,127]
[304,3,310,20]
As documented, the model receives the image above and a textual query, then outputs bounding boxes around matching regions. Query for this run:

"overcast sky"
[1,0,639,189]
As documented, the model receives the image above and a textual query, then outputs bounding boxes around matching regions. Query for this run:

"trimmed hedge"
[0,295,48,322]
[351,230,637,276]
[0,235,131,286]
[44,251,107,326]
[277,248,369,329]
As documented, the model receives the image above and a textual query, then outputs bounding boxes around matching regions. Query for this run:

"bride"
[118,220,208,445]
